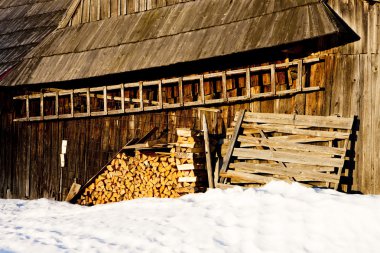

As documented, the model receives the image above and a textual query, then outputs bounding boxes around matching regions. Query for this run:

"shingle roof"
[1,0,350,86]
[0,0,71,80]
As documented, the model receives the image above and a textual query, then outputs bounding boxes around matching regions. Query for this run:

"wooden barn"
[0,0,379,200]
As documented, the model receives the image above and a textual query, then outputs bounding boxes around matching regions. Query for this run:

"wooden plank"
[86,88,90,116]
[176,128,196,137]
[237,136,346,156]
[178,177,197,183]
[65,183,81,202]
[202,114,214,188]
[103,86,107,114]
[231,163,339,183]
[219,110,245,182]
[230,163,335,173]
[241,112,354,130]
[240,124,350,139]
[233,148,344,167]
[220,171,277,184]
[177,164,204,170]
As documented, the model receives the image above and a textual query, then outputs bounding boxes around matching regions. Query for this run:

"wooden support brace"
[202,114,214,188]
[219,110,246,183]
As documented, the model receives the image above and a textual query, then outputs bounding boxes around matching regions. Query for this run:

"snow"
[1,182,380,253]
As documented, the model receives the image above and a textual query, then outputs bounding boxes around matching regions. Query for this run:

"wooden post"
[202,113,214,188]
[222,71,227,101]
[26,95,30,121]
[246,68,251,98]
[103,86,107,114]
[271,64,276,95]
[158,80,163,109]
[139,81,144,110]
[297,60,303,91]
[70,91,74,117]
[118,0,121,16]
[109,0,112,18]
[179,78,184,106]
[55,91,59,117]
[97,0,101,20]
[40,93,44,120]
[219,110,245,183]
[200,75,205,104]
[121,84,125,112]
[86,88,91,116]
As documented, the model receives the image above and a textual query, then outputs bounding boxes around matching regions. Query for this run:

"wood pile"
[171,128,208,192]
[76,129,208,206]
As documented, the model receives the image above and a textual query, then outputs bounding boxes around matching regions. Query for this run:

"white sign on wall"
[61,140,68,154]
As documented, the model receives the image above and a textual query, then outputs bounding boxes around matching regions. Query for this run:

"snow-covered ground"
[1,182,380,253]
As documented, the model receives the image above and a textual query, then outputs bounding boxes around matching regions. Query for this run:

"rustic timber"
[219,112,353,190]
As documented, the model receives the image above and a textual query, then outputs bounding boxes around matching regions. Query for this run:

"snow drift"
[1,182,380,253]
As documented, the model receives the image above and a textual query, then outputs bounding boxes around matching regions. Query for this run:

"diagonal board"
[219,110,245,183]
[220,112,354,190]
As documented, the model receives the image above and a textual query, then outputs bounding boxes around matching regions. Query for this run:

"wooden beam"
[179,77,184,106]
[55,91,59,116]
[233,148,344,167]
[270,64,276,95]
[70,91,74,117]
[202,114,214,188]
[241,113,354,130]
[103,86,107,114]
[219,110,245,183]
[200,75,205,104]
[222,71,227,102]
[246,68,251,98]
[158,80,163,109]
[297,60,303,91]
[86,88,90,116]
[139,81,143,110]
[58,0,82,28]
[26,95,30,120]
[121,84,125,113]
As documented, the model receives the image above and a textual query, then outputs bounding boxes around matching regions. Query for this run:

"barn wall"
[321,0,379,194]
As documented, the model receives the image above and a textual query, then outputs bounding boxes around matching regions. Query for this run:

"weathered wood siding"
[0,0,379,198]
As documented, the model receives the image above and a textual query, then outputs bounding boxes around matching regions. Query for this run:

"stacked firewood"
[77,151,196,205]
[171,128,207,192]
[76,129,208,206]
